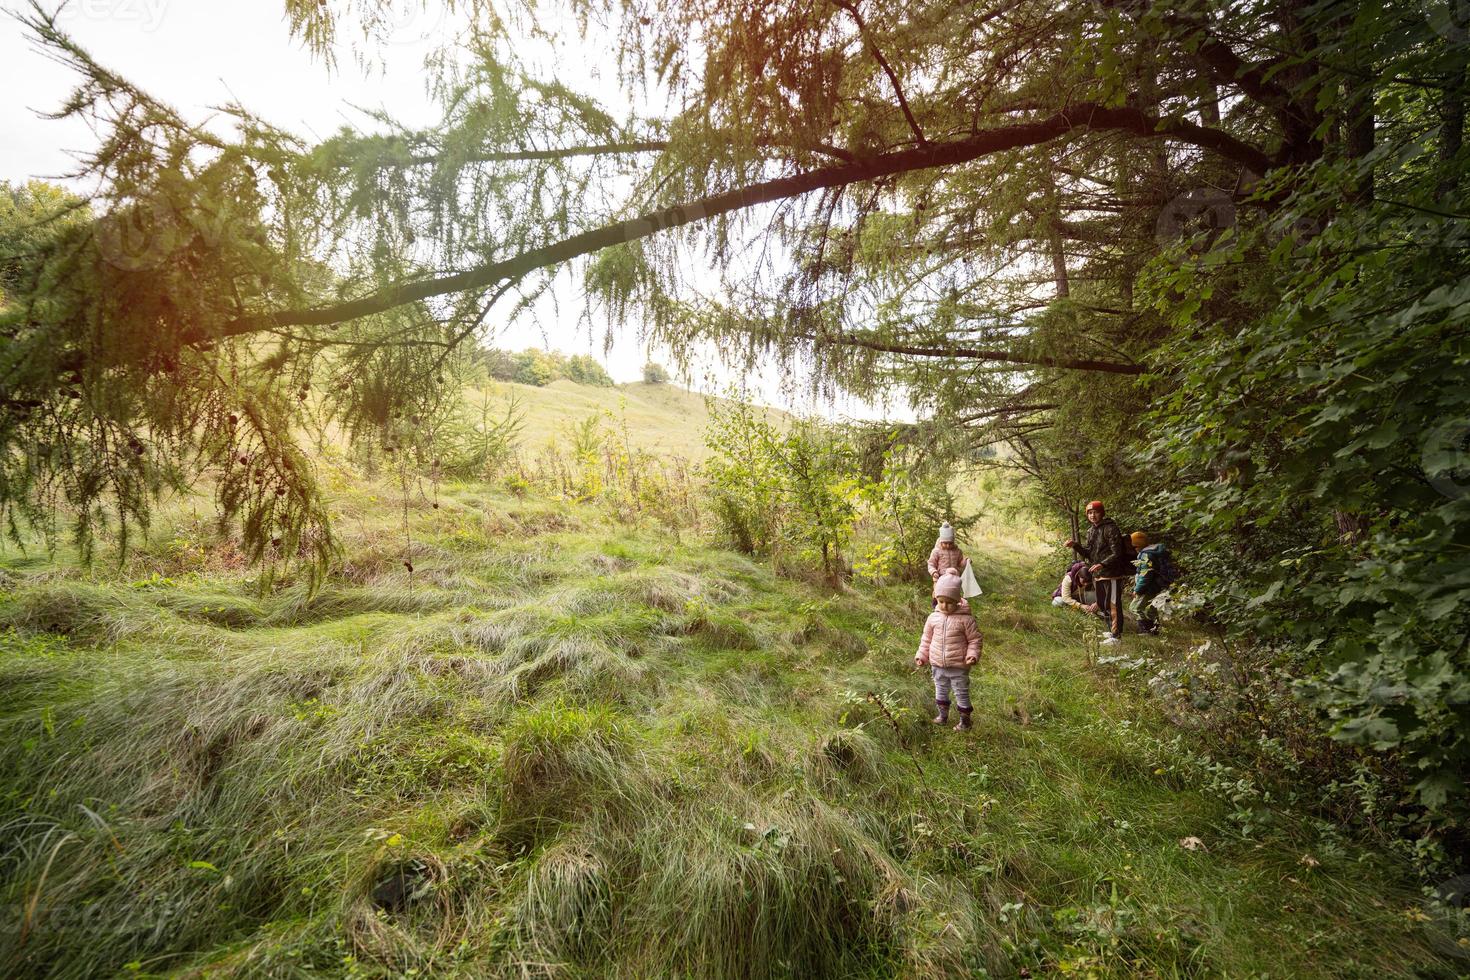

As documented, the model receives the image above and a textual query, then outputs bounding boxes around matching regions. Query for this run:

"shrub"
[642,361,670,384]
[705,403,962,585]
[436,391,525,479]
[512,407,703,530]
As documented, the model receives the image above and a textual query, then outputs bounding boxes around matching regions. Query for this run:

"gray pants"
[1131,591,1161,631]
[932,666,971,709]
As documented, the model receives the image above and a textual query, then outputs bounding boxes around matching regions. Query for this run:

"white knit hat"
[938,522,955,543]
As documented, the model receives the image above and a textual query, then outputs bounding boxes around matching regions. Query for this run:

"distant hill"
[471,379,791,461]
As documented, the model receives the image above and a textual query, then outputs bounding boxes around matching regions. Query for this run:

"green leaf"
[1335,716,1400,750]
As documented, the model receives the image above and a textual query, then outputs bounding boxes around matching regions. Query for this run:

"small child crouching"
[915,573,983,731]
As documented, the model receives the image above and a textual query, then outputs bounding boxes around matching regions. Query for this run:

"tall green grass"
[0,479,1461,977]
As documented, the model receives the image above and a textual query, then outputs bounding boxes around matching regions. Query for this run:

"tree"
[565,354,613,387]
[0,0,1421,546]
[642,361,670,385]
[0,181,88,305]
[4,1,1469,816]
[0,1,1287,568]
[512,350,559,387]
[477,347,519,383]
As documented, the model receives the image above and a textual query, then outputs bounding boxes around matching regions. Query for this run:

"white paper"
[960,563,983,598]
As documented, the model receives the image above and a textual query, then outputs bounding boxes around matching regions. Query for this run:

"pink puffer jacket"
[915,608,983,669]
[927,542,968,580]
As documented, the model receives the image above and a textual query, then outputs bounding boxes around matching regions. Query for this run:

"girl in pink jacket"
[914,572,983,730]
[926,521,970,581]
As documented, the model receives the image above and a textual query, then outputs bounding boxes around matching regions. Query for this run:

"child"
[927,522,971,581]
[915,572,983,731]
[1129,531,1177,635]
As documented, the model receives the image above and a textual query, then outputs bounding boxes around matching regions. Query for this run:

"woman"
[1051,560,1098,613]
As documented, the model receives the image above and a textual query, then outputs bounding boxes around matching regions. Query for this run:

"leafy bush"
[705,402,961,584]
[1135,164,1470,824]
[642,361,670,384]
[704,402,859,581]
[856,438,966,581]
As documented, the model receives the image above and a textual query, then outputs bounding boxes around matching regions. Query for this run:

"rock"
[370,860,431,911]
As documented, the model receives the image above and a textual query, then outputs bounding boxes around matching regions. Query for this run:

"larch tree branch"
[810,333,1144,375]
[210,102,1272,345]
[832,0,928,146]
[359,139,858,168]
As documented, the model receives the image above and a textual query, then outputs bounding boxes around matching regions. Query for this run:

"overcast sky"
[0,1,911,421]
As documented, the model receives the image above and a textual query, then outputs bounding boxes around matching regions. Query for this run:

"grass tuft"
[816,728,882,782]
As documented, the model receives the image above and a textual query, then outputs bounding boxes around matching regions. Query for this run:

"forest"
[1,0,1469,975]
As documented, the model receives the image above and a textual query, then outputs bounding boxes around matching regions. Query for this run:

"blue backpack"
[1135,544,1180,594]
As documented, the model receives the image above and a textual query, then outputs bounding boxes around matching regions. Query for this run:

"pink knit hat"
[933,573,963,601]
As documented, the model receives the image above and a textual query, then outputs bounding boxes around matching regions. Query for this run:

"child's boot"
[954,707,973,731]
[932,701,949,725]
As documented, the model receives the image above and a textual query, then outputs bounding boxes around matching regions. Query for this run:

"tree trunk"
[1440,64,1466,200]
[1050,228,1070,298]
[1334,509,1367,545]
[1339,4,1375,203]
[1347,84,1375,203]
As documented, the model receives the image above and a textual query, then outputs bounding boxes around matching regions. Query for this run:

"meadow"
[472,379,792,463]
[5,0,1469,974]
[0,434,1459,978]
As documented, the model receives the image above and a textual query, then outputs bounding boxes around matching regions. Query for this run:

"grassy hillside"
[474,380,790,461]
[0,473,1459,978]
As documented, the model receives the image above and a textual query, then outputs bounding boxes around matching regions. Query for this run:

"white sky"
[0,0,912,422]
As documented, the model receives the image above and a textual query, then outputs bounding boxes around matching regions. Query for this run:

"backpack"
[1155,548,1181,588]
[1137,544,1181,592]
